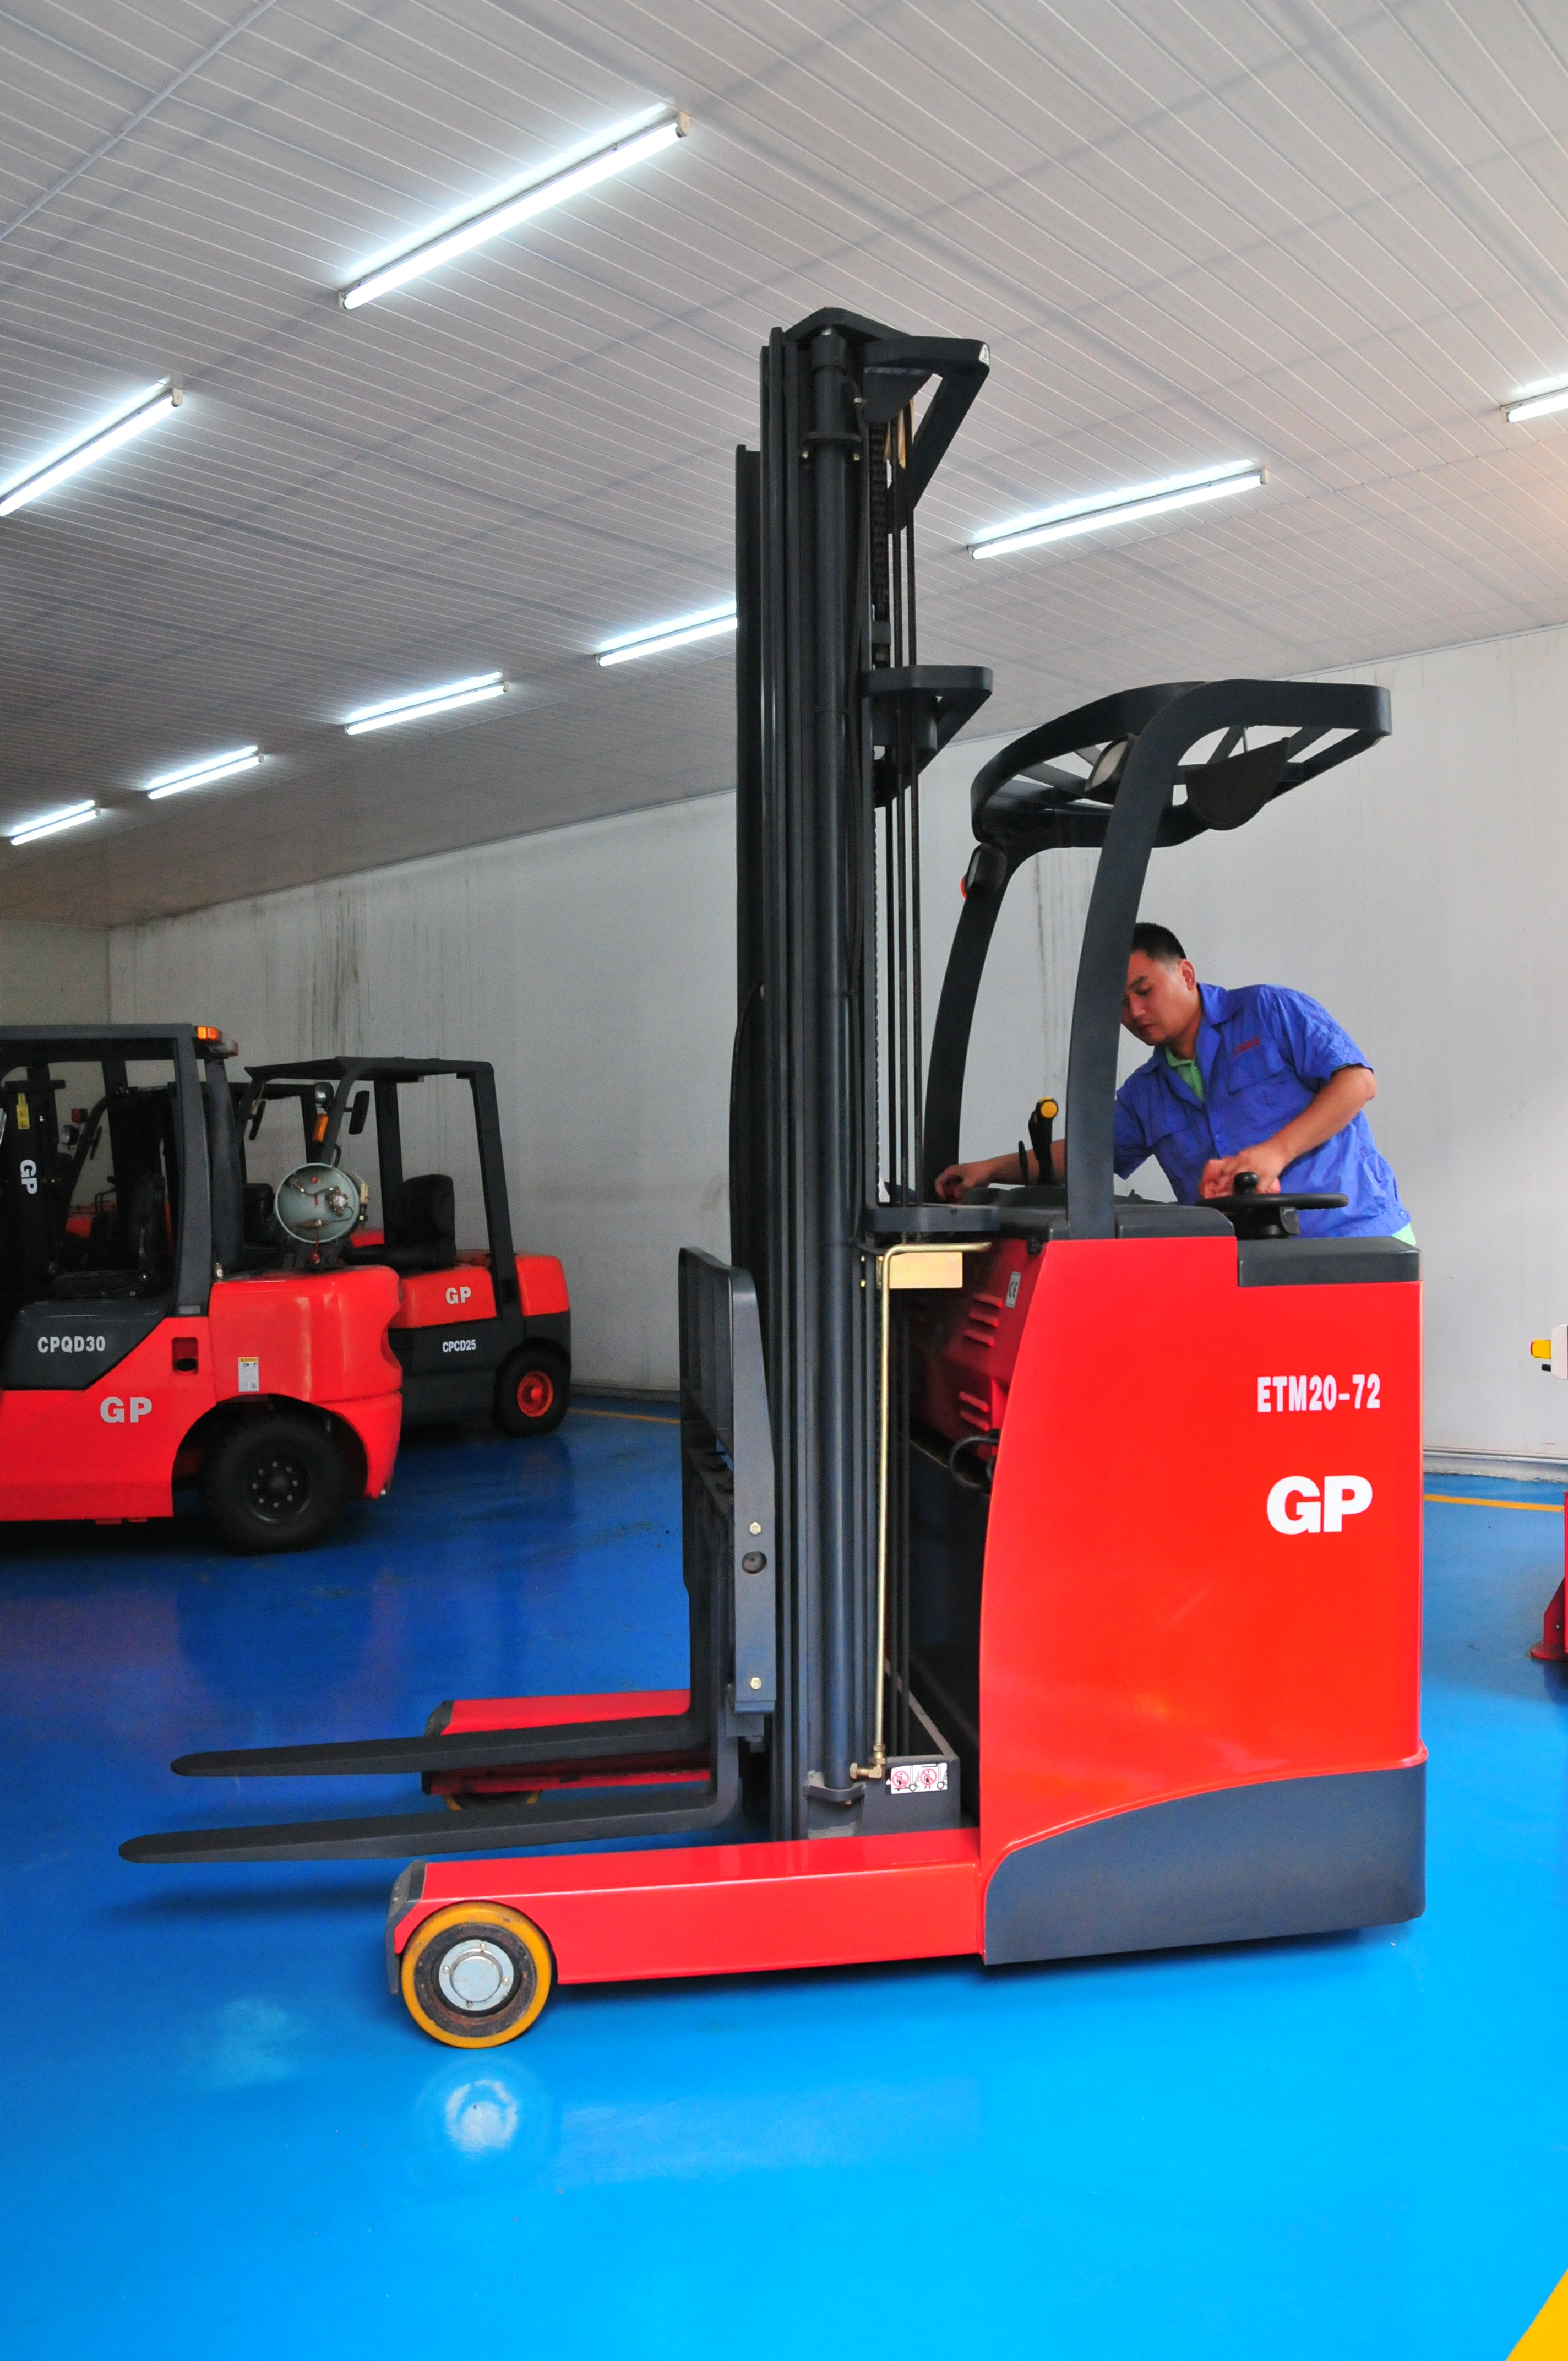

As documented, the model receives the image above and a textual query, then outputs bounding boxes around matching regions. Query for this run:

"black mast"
[736,312,990,1836]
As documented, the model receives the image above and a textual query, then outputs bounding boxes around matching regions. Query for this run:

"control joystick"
[1027,1096,1058,1184]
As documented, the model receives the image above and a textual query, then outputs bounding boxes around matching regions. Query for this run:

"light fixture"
[597,604,737,667]
[340,108,689,311]
[344,671,505,735]
[1504,374,1568,425]
[970,460,1266,561]
[145,745,262,799]
[9,800,97,847]
[0,384,182,519]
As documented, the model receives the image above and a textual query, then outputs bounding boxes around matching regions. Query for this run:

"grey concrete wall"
[0,921,108,1021]
[110,795,733,1391]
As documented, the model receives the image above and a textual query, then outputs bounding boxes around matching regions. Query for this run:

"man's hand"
[1199,1066,1376,1201]
[1200,1145,1286,1199]
[935,1139,1066,1200]
[934,1157,1005,1202]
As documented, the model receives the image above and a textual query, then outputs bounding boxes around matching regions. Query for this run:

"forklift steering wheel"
[1205,1171,1348,1239]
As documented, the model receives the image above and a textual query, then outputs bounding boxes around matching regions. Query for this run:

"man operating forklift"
[935,922,1413,1239]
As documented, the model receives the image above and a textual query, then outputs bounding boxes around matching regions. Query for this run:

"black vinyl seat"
[346,1172,456,1275]
[243,1181,275,1244]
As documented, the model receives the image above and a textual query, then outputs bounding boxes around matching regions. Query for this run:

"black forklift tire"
[493,1346,570,1438]
[200,1409,350,1554]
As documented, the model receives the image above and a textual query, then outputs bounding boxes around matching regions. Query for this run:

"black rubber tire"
[200,1409,350,1554]
[493,1346,570,1438]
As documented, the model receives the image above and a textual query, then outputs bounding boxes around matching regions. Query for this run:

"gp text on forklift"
[935,922,1414,1241]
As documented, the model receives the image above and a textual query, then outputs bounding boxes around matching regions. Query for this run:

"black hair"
[1130,921,1186,966]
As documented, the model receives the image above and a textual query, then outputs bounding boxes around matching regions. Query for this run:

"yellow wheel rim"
[400,1901,553,2048]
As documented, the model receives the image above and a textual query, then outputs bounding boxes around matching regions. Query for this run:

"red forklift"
[237,1058,570,1435]
[125,312,1423,2048]
[0,1024,401,1553]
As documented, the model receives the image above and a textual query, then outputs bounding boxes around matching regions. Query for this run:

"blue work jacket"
[1112,982,1409,1238]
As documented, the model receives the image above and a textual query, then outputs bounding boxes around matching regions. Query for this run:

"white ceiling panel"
[5,0,1568,922]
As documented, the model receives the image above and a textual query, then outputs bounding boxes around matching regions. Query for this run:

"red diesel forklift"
[126,311,1423,2049]
[0,1025,400,1552]
[238,1058,570,1435]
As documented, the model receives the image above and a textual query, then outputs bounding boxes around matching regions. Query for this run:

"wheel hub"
[244,1452,311,1519]
[437,1938,516,2014]
[517,1370,554,1418]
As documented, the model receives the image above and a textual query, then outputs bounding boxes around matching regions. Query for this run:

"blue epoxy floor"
[3,1419,1566,2357]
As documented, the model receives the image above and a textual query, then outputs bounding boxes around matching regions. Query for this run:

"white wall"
[0,922,108,1021]
[110,798,734,1391]
[107,622,1568,1455]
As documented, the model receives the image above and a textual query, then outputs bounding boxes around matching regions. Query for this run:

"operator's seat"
[349,1172,456,1275]
[51,1172,172,1299]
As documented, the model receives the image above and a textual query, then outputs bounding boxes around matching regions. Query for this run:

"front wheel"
[400,1903,554,2046]
[493,1346,569,1438]
[200,1409,350,1554]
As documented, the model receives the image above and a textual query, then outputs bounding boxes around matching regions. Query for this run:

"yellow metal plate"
[886,1250,966,1291]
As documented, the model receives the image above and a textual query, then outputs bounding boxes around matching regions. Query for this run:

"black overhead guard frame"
[921,677,1391,1224]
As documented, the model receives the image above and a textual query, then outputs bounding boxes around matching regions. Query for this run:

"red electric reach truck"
[126,311,1423,2048]
[0,1024,401,1552]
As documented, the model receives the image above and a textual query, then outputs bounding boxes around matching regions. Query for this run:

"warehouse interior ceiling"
[4,0,1568,924]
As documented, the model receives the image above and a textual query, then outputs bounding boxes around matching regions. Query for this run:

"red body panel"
[914,1237,1040,1438]
[979,1238,1423,1878]
[381,1250,568,1332]
[516,1253,569,1318]
[431,1688,696,1798]
[435,1770,706,1795]
[336,1388,402,1499]
[390,1267,497,1329]
[206,1266,402,1406]
[399,1239,1422,1991]
[443,1688,690,1735]
[0,1264,403,1521]
[398,1831,981,1984]
[1529,1505,1568,1660]
[0,1322,213,1520]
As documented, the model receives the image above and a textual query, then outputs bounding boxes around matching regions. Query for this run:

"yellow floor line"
[1510,2268,1568,2355]
[1424,1493,1561,1513]
[570,1407,680,1427]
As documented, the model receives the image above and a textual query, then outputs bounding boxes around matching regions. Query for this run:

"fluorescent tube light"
[341,109,689,310]
[1505,374,1568,424]
[145,745,262,799]
[344,671,505,735]
[0,384,182,518]
[970,461,1265,560]
[597,605,737,667]
[9,800,97,846]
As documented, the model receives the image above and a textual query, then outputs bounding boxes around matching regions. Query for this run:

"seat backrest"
[101,1087,179,1272]
[122,1170,169,1276]
[242,1181,275,1245]
[385,1173,455,1252]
